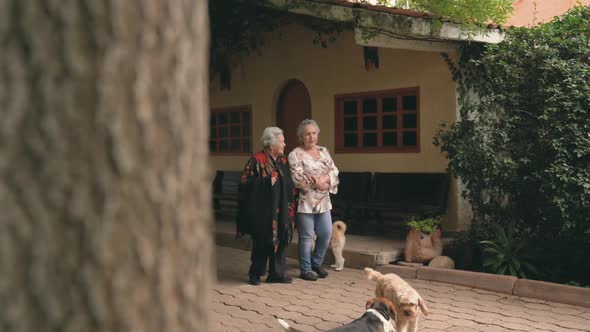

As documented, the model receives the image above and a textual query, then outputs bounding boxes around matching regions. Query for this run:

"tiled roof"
[307,0,438,19]
[309,0,590,28]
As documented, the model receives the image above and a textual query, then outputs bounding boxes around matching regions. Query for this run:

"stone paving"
[210,246,590,332]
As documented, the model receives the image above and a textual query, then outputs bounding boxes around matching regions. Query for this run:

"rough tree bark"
[0,1,212,331]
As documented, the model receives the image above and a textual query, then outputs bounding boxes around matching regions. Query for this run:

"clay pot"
[404,228,443,264]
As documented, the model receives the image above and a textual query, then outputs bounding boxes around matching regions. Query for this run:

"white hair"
[296,119,320,144]
[260,127,284,148]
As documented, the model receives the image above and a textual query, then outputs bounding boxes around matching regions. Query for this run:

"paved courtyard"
[210,246,590,332]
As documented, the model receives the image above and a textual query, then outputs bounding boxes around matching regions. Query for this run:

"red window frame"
[209,105,252,156]
[334,87,420,153]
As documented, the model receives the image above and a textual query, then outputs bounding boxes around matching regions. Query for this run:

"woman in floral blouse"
[288,119,339,281]
[237,127,297,286]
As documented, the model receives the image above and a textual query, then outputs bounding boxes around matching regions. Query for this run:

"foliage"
[434,6,590,285]
[209,0,282,88]
[209,0,348,87]
[210,0,514,86]
[375,0,513,31]
[533,232,590,286]
[480,226,538,278]
[407,216,441,233]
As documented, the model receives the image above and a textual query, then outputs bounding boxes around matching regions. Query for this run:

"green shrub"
[434,6,590,285]
[480,226,538,278]
[407,216,441,234]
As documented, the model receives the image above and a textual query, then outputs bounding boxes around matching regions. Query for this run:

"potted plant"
[404,216,443,264]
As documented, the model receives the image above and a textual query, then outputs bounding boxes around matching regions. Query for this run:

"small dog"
[330,220,347,271]
[365,268,428,332]
[278,297,396,332]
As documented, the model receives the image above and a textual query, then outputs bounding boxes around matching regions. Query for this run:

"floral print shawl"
[237,151,297,251]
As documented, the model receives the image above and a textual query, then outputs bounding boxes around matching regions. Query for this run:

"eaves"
[265,0,505,52]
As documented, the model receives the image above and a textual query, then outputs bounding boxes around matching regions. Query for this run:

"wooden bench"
[366,172,449,219]
[212,170,241,218]
[213,170,450,226]
[331,172,372,221]
[331,172,450,227]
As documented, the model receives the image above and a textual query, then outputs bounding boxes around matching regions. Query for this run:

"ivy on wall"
[400,0,512,29]
[434,5,590,285]
[209,0,513,89]
[209,0,349,89]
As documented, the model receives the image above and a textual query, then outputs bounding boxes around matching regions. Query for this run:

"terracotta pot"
[404,228,443,264]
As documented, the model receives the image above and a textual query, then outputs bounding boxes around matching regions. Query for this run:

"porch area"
[215,217,407,269]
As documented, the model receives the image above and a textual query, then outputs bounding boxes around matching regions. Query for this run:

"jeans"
[296,211,332,273]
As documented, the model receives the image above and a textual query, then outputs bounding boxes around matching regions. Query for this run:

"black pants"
[249,239,287,278]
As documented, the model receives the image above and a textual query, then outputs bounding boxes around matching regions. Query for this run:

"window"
[335,88,419,153]
[209,105,252,155]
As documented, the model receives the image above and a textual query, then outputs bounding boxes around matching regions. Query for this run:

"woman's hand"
[317,181,330,191]
[311,174,330,191]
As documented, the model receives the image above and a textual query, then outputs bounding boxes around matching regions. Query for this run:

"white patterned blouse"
[288,146,339,214]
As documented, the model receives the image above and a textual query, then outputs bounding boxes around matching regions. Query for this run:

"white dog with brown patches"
[330,220,347,271]
[278,297,396,332]
[365,267,428,332]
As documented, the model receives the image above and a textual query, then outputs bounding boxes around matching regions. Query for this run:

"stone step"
[214,220,404,269]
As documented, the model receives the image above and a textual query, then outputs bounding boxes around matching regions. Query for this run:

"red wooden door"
[276,80,311,156]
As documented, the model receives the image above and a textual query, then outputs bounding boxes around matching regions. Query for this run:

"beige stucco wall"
[209,24,465,230]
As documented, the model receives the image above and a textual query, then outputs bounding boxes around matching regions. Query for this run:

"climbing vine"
[209,0,513,88]
[209,0,349,88]
[401,0,513,30]
[434,5,590,285]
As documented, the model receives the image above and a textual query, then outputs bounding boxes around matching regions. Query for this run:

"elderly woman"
[237,127,297,286]
[288,119,339,281]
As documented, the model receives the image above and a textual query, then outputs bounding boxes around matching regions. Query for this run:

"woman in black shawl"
[237,127,297,285]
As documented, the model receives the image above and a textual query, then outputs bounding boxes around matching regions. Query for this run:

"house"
[506,0,590,27]
[208,0,588,232]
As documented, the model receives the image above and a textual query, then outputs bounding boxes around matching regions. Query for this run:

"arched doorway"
[276,79,311,156]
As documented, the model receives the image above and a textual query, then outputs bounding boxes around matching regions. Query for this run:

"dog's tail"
[364,267,383,281]
[333,220,347,233]
[277,318,301,332]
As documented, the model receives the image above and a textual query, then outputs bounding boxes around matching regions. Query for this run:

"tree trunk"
[0,1,212,331]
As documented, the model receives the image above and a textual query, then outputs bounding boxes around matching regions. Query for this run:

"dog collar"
[365,309,395,332]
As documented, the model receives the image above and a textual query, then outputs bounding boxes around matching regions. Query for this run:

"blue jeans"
[296,211,332,273]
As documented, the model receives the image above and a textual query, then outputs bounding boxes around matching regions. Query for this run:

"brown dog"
[365,268,428,332]
[278,297,396,332]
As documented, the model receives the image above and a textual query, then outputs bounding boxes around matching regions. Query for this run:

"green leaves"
[407,216,441,233]
[209,0,348,87]
[374,0,513,36]
[480,226,538,279]
[210,0,516,85]
[435,5,590,285]
[407,0,513,26]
